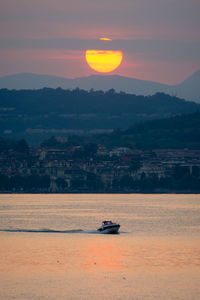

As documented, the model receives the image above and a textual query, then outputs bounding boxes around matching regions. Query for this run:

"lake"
[0,194,200,299]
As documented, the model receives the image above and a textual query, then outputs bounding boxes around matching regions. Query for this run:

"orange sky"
[0,0,200,84]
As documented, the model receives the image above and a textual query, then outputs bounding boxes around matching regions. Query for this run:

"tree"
[40,136,59,148]
[0,174,10,190]
[16,139,29,154]
[56,178,68,189]
[119,175,134,189]
[86,173,104,190]
[129,161,142,172]
[84,143,98,157]
[71,177,85,190]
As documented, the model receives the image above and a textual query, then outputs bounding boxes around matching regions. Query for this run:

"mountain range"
[0,70,200,103]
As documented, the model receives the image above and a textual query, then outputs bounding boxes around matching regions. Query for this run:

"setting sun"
[99,37,112,41]
[85,50,123,73]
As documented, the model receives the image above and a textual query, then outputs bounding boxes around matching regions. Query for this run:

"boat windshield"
[103,220,113,225]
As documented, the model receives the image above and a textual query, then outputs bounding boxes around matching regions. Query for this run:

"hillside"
[0,70,200,103]
[2,111,200,152]
[0,89,199,143]
[2,112,200,150]
[94,112,200,149]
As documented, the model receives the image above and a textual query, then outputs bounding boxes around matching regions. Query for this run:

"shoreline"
[1,191,200,195]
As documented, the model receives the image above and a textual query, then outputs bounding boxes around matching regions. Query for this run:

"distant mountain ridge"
[0,70,200,103]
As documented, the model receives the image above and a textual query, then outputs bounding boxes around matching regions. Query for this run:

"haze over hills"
[0,70,200,103]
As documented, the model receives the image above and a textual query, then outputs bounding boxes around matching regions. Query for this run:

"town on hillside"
[0,138,200,193]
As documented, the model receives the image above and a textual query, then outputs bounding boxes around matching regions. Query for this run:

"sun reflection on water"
[80,238,124,271]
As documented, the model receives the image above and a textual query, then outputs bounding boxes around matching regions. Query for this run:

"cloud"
[0,0,200,41]
[1,38,200,63]
[0,0,199,83]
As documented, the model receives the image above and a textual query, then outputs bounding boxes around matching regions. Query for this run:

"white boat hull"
[98,224,120,234]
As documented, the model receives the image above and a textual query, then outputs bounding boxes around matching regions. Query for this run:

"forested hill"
[95,112,200,149]
[0,88,199,115]
[0,88,199,143]
[1,112,200,150]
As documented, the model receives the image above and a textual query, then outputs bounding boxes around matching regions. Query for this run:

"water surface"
[0,194,200,299]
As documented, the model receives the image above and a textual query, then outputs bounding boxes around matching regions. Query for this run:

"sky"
[0,0,200,84]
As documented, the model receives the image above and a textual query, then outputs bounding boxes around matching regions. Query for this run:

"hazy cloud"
[0,0,200,83]
[1,38,200,63]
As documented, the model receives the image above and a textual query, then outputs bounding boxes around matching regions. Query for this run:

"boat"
[97,220,120,234]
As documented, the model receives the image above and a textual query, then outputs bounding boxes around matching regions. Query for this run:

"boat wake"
[0,228,125,234]
[0,228,85,234]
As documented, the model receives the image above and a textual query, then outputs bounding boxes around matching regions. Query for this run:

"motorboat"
[97,220,120,234]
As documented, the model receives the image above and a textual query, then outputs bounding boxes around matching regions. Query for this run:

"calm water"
[0,194,200,300]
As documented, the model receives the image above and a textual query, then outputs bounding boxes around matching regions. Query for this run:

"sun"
[85,50,123,73]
